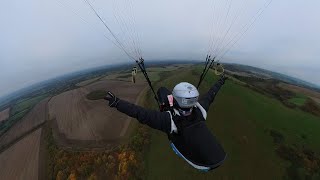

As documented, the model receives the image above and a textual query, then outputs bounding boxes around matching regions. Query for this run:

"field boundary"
[0,98,51,155]
[0,121,45,154]
[50,118,122,152]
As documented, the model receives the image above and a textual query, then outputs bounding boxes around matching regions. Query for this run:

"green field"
[143,67,320,179]
[86,90,106,100]
[288,94,308,106]
[0,94,49,135]
[148,72,162,82]
[10,94,48,116]
[117,74,132,79]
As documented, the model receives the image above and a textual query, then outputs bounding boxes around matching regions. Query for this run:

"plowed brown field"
[0,128,42,180]
[49,80,146,143]
[0,108,10,122]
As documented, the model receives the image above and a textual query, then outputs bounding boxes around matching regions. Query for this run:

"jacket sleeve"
[198,80,224,112]
[115,100,172,134]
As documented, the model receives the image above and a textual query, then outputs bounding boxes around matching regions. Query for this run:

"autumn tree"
[68,170,77,180]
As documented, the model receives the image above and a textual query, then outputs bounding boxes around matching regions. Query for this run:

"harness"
[157,87,226,171]
[166,103,216,171]
[166,103,206,139]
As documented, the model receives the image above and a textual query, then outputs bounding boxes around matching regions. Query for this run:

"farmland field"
[48,79,146,147]
[0,128,42,180]
[10,94,49,116]
[0,64,319,179]
[0,94,50,136]
[288,95,307,106]
[76,77,101,87]
[0,98,49,151]
[0,72,149,179]
[0,108,10,122]
[279,83,320,104]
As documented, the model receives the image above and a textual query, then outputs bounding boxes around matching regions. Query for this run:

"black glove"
[218,74,228,85]
[104,91,120,107]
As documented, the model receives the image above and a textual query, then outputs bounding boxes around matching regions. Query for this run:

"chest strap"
[167,103,207,133]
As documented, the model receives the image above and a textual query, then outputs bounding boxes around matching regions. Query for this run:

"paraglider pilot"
[105,75,227,171]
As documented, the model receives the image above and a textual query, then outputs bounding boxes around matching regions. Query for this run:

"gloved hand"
[218,74,228,85]
[104,91,120,107]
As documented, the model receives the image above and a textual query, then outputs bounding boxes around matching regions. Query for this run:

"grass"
[148,72,161,82]
[10,94,48,116]
[86,90,106,100]
[143,67,320,179]
[288,94,308,106]
[289,97,306,106]
[0,109,28,132]
[0,94,49,135]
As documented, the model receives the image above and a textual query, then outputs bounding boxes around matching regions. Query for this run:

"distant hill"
[2,60,318,110]
[223,63,320,92]
[0,63,128,110]
[0,60,196,110]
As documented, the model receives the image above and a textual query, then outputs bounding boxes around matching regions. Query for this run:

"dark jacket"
[116,81,226,170]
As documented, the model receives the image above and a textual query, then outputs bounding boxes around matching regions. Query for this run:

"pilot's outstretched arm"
[198,76,227,112]
[105,92,172,134]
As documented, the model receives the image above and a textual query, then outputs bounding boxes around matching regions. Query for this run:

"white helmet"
[172,82,199,108]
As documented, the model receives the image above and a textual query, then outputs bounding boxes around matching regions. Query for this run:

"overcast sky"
[0,0,319,98]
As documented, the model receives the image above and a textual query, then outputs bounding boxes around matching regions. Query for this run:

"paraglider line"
[83,0,137,61]
[136,58,160,106]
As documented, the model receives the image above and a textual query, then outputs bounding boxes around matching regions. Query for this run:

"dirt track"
[0,128,42,180]
[49,80,146,145]
[0,108,10,122]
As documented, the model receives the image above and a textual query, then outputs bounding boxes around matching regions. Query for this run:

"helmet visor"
[175,96,198,108]
[178,107,193,116]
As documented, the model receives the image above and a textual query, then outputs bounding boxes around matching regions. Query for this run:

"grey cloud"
[1,0,320,97]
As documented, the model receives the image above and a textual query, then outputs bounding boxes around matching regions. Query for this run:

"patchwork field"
[0,98,49,151]
[0,75,147,179]
[1,64,318,179]
[76,77,101,87]
[0,108,10,122]
[0,128,42,180]
[279,83,320,104]
[10,94,49,116]
[49,80,146,146]
[101,71,143,82]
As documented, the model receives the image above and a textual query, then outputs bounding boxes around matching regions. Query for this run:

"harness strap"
[166,111,177,133]
[167,103,207,133]
[168,95,174,107]
[195,102,207,119]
